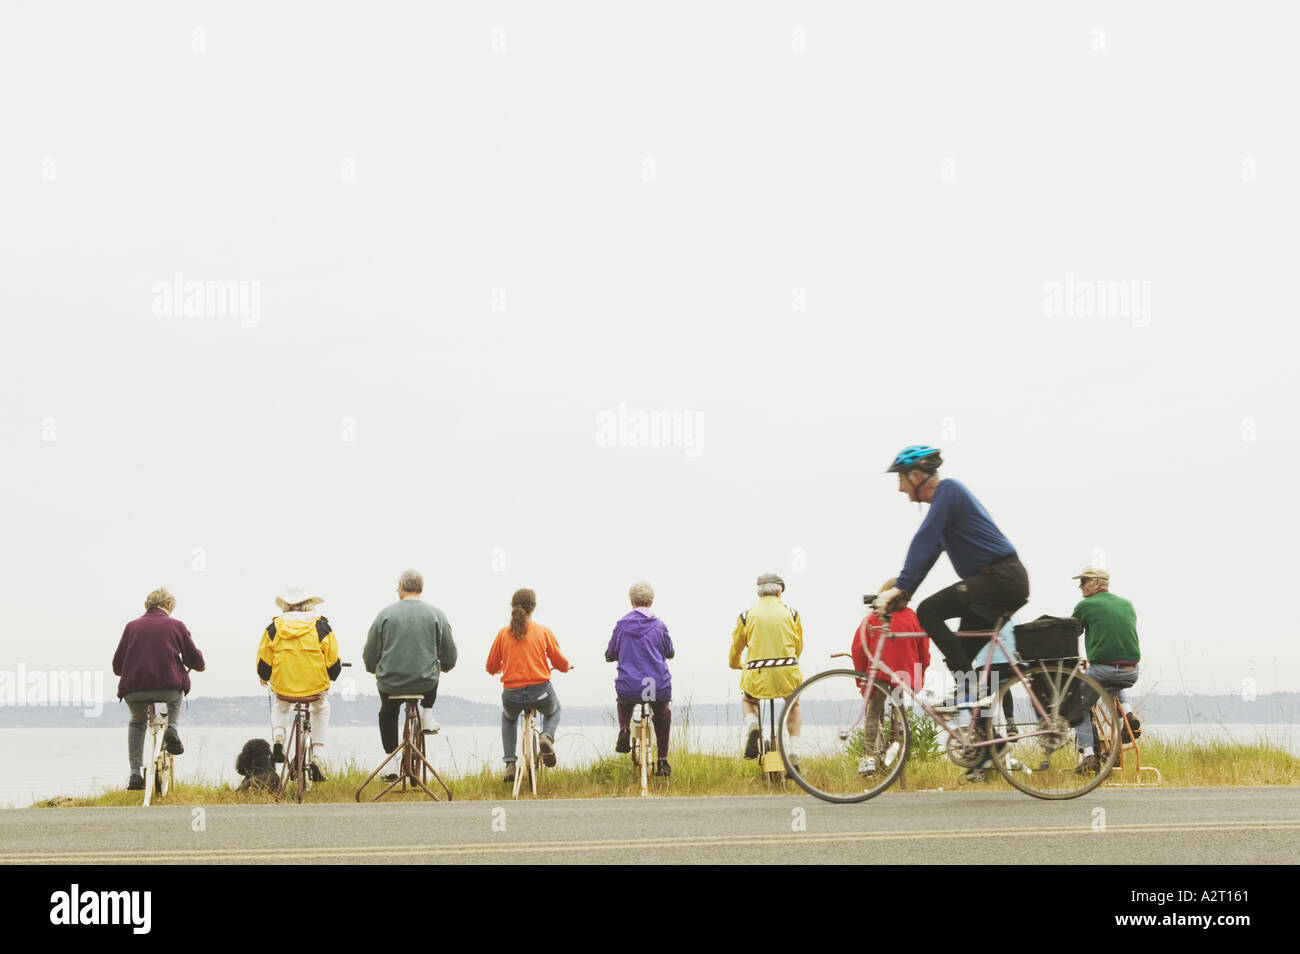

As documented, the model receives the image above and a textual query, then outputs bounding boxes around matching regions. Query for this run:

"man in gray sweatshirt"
[363,569,458,755]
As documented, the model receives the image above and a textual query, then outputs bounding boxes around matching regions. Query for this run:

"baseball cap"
[1071,566,1110,582]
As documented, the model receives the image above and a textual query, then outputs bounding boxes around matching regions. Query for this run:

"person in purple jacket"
[112,587,206,791]
[605,581,676,776]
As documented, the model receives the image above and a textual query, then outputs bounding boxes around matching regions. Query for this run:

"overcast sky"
[2,3,1297,712]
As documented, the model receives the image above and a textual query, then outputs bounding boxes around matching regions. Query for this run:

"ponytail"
[509,588,536,640]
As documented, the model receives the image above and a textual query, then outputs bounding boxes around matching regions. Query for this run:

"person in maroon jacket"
[112,588,206,790]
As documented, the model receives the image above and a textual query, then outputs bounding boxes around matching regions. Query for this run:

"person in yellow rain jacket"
[729,572,803,764]
[256,587,342,781]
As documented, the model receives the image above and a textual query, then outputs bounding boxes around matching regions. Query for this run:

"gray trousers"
[123,690,182,773]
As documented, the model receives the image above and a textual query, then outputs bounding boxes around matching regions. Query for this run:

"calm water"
[2,722,1296,808]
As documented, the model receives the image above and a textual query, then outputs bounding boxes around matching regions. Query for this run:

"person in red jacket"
[851,578,930,776]
[111,587,206,791]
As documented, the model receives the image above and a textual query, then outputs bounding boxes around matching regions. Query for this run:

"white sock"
[1083,745,1095,756]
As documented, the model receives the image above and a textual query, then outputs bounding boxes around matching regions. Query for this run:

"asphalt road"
[3,787,1297,864]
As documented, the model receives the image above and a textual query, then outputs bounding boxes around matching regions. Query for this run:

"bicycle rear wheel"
[142,720,159,806]
[402,705,420,789]
[530,728,542,795]
[1092,690,1128,769]
[638,718,652,793]
[629,729,642,771]
[988,663,1119,799]
[778,669,910,804]
[414,724,427,787]
[512,714,529,799]
[158,752,174,796]
[292,723,308,803]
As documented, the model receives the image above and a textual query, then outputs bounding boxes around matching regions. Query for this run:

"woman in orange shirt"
[485,588,572,784]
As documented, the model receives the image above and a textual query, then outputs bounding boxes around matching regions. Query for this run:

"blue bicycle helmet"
[886,445,942,474]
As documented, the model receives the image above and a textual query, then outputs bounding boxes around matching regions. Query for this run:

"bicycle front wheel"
[988,663,1119,799]
[778,669,910,804]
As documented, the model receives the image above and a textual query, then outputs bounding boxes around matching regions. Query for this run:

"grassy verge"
[36,733,1300,807]
[893,737,1299,792]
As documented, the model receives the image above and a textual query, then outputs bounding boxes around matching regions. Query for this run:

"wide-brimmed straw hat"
[276,587,324,611]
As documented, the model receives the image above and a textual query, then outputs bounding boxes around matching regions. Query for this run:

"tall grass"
[33,717,1300,807]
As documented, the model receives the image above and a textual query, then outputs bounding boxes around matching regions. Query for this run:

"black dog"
[235,738,279,792]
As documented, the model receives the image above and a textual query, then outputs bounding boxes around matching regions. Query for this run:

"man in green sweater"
[363,569,458,758]
[1070,566,1142,774]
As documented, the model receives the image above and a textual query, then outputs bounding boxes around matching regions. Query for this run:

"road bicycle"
[754,696,787,787]
[1088,676,1161,787]
[629,702,657,796]
[276,694,322,803]
[272,663,350,803]
[355,696,453,802]
[141,707,176,807]
[511,707,544,799]
[777,596,1120,802]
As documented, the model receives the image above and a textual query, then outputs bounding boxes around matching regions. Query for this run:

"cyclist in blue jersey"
[874,446,1029,706]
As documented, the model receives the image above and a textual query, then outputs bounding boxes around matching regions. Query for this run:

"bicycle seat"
[276,693,322,703]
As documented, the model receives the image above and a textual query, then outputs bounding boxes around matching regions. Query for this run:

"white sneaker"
[421,710,440,735]
[858,756,877,777]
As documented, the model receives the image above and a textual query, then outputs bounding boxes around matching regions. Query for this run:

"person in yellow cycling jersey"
[256,587,343,781]
[729,573,803,762]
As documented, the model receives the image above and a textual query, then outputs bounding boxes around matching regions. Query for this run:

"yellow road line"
[4,820,1298,864]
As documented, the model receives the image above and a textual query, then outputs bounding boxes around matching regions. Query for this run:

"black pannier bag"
[1015,615,1082,660]
[1016,616,1088,727]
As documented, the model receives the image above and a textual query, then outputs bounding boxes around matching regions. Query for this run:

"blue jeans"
[1076,664,1139,749]
[501,681,560,764]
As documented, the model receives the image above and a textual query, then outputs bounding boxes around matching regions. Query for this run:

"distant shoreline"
[1,690,1297,728]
